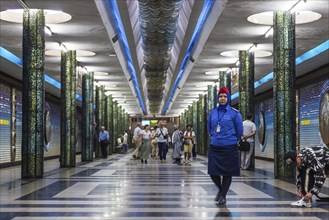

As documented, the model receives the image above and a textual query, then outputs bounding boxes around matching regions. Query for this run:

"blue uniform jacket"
[207,106,243,147]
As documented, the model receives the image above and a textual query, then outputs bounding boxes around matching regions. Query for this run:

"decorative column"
[21,9,45,179]
[105,95,113,155]
[238,50,255,120]
[82,72,94,161]
[60,50,77,167]
[238,50,255,169]
[273,11,296,179]
[219,71,231,94]
[95,85,105,158]
[197,94,206,156]
[113,101,118,151]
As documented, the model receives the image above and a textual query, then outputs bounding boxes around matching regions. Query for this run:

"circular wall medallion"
[258,103,266,152]
[319,80,329,147]
[44,102,52,151]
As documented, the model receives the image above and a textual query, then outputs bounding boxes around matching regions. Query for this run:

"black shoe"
[217,196,226,205]
[214,191,221,201]
[141,159,144,163]
[145,160,147,164]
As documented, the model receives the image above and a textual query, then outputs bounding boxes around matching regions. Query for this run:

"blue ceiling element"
[106,0,146,114]
[163,0,216,114]
[231,39,329,100]
[0,46,83,101]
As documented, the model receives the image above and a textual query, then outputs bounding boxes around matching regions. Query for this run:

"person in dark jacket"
[99,126,110,158]
[207,86,243,205]
[285,146,329,208]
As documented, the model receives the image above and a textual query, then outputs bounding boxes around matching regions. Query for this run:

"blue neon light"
[230,39,329,100]
[163,0,216,114]
[106,0,146,114]
[1,46,83,102]
[0,47,23,66]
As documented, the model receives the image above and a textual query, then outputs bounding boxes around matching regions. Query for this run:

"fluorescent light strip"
[231,39,329,100]
[163,0,216,114]
[107,0,146,114]
[0,46,82,101]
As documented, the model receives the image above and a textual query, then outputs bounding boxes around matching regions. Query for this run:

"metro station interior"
[0,0,328,219]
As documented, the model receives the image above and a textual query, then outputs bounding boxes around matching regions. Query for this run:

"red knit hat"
[218,86,229,94]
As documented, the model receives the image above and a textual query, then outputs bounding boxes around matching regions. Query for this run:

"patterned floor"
[0,150,328,220]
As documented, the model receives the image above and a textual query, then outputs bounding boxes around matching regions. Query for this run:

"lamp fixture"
[44,25,53,36]
[59,42,67,52]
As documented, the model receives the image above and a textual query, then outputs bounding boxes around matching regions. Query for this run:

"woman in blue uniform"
[207,86,243,205]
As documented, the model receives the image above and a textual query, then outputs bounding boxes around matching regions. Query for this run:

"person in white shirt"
[122,130,128,154]
[150,126,158,159]
[241,114,256,170]
[155,121,169,163]
[132,122,142,159]
[183,124,195,163]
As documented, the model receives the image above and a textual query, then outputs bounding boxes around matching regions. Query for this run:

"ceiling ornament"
[138,0,183,113]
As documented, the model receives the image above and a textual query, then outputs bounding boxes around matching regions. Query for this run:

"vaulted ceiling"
[0,0,328,117]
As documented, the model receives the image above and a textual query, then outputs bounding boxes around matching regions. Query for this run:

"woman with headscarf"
[207,86,243,205]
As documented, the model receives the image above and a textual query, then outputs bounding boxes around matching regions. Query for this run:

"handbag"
[238,141,250,151]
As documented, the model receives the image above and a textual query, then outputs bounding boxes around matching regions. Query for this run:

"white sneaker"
[291,198,312,208]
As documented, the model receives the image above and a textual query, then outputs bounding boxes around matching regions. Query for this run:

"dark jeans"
[158,142,167,160]
[100,141,108,158]
[192,144,197,158]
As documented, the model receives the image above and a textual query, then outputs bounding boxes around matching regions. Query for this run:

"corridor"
[0,151,328,220]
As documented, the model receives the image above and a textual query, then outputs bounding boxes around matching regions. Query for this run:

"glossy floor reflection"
[0,150,328,220]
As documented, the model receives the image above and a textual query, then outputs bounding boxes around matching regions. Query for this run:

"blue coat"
[207,106,243,147]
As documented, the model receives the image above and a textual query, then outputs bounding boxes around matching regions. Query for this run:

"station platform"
[0,150,328,220]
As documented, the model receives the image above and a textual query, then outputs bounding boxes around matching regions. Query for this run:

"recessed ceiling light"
[45,50,96,57]
[220,50,272,58]
[0,9,72,24]
[247,11,321,25]
[94,72,109,76]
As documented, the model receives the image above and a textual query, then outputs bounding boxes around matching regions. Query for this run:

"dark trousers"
[210,175,232,198]
[192,144,197,158]
[158,142,167,160]
[100,141,108,158]
[299,167,315,196]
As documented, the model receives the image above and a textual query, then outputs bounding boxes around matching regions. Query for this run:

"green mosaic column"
[105,95,113,155]
[219,71,231,94]
[199,94,207,155]
[82,72,93,161]
[21,9,45,179]
[273,11,296,179]
[60,50,77,167]
[113,101,118,151]
[95,85,105,158]
[238,50,255,121]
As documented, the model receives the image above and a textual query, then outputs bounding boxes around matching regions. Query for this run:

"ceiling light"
[45,50,96,57]
[247,11,321,25]
[221,50,272,58]
[0,9,72,24]
[109,53,117,57]
[94,72,109,76]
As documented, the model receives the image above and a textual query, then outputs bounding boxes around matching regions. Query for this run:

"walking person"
[99,126,110,159]
[156,121,169,163]
[150,126,158,159]
[172,125,182,164]
[183,124,195,164]
[122,130,128,154]
[285,146,329,208]
[207,86,243,205]
[132,122,142,159]
[140,125,151,164]
[241,113,256,170]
